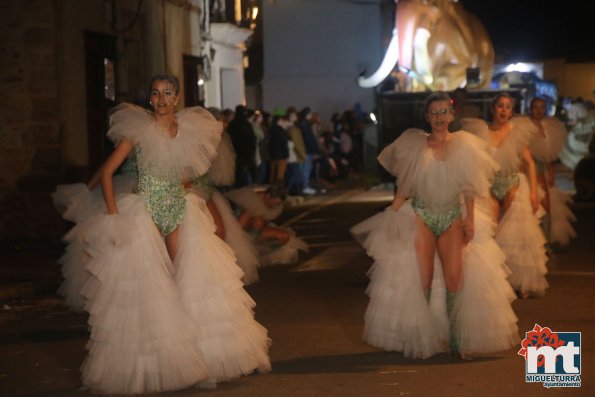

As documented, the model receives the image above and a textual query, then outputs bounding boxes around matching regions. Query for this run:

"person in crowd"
[528,97,577,246]
[462,93,548,299]
[285,107,306,195]
[268,110,290,185]
[559,98,595,170]
[574,137,595,201]
[258,110,273,184]
[53,74,270,394]
[298,107,320,195]
[228,105,258,187]
[351,92,518,359]
[226,183,308,266]
[250,110,268,184]
[450,88,481,131]
[222,108,234,130]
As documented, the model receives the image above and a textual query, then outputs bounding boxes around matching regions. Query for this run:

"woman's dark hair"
[490,93,515,110]
[423,92,452,114]
[207,106,222,121]
[530,97,546,108]
[148,74,180,94]
[265,182,288,201]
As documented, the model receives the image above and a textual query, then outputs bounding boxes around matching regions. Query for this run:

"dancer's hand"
[390,192,405,212]
[463,216,474,244]
[530,192,540,213]
[390,201,402,212]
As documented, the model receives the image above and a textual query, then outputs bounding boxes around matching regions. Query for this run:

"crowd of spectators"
[218,104,371,196]
[557,95,595,201]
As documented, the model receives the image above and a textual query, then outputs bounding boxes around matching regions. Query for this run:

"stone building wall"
[1,0,206,243]
[0,0,65,243]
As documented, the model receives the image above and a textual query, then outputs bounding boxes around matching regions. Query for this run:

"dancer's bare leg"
[502,185,518,216]
[489,195,501,222]
[260,225,289,244]
[437,217,466,355]
[437,218,465,292]
[536,174,550,212]
[207,200,226,240]
[165,227,180,264]
[414,215,437,289]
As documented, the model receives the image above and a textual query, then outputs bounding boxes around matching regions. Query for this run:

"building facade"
[0,0,252,241]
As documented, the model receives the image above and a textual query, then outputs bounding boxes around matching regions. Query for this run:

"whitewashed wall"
[261,0,385,120]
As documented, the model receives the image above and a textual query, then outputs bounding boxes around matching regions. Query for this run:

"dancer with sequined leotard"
[55,75,270,394]
[463,94,549,299]
[352,92,518,359]
[527,97,576,246]
[186,108,261,285]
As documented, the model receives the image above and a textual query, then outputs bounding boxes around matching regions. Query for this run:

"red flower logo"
[518,324,566,367]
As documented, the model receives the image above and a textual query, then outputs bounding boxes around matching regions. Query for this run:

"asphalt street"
[0,184,593,397]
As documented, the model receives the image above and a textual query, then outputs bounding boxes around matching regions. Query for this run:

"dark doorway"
[183,55,205,107]
[84,31,117,175]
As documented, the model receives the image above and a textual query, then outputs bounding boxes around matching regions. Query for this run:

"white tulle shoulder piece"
[107,104,222,181]
[209,131,236,186]
[225,187,284,221]
[377,128,427,198]
[494,116,538,172]
[463,117,536,174]
[443,131,499,198]
[530,117,568,163]
[461,117,490,141]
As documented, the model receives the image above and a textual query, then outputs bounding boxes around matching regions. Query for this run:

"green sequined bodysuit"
[120,151,139,178]
[411,198,461,237]
[135,147,185,236]
[190,174,215,200]
[491,171,520,201]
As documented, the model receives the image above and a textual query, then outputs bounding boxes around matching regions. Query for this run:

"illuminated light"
[358,29,400,88]
[235,0,242,24]
[504,62,531,73]
[412,27,433,86]
[369,112,378,124]
[197,79,205,86]
[251,6,259,20]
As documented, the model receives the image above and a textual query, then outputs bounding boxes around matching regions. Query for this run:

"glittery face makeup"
[493,96,513,122]
[150,80,179,114]
[426,100,453,131]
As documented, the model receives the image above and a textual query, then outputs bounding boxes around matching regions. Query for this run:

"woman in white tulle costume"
[351,92,519,359]
[52,75,270,394]
[225,184,309,266]
[462,93,549,299]
[528,97,576,246]
[186,108,261,285]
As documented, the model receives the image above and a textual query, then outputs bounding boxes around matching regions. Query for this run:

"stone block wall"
[0,0,66,242]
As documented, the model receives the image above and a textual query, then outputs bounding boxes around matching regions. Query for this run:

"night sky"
[460,0,595,62]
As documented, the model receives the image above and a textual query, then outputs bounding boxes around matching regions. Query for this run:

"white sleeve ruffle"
[446,131,499,198]
[225,187,284,221]
[491,116,537,173]
[530,117,568,163]
[377,129,427,197]
[209,131,236,186]
[461,117,490,141]
[107,104,222,181]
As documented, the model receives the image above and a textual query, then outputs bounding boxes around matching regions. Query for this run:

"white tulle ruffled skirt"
[52,176,136,312]
[54,187,271,394]
[548,185,577,246]
[495,174,549,296]
[210,190,261,285]
[351,199,519,358]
